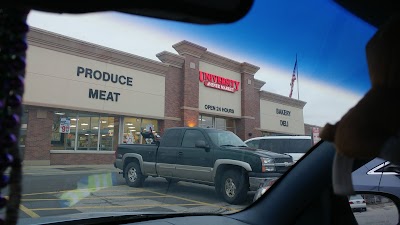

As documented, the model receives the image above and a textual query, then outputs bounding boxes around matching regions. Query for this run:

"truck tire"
[124,162,145,187]
[220,169,248,205]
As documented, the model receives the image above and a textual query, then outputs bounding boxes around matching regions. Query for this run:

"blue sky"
[27,0,378,126]
[111,0,376,94]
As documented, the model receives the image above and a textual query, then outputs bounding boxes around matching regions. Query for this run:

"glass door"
[199,115,213,128]
[77,114,99,150]
[215,117,227,130]
[198,115,236,133]
[99,116,115,151]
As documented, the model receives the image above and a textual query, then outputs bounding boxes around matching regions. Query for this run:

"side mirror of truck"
[195,140,210,151]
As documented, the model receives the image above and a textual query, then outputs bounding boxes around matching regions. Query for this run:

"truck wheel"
[124,162,145,187]
[220,170,249,205]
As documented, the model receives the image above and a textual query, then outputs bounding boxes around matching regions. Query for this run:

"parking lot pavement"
[20,164,120,176]
[15,174,252,222]
[354,204,398,225]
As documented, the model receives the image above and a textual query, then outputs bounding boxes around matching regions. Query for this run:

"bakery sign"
[199,71,240,93]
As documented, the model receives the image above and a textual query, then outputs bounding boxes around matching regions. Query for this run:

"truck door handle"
[178,152,184,156]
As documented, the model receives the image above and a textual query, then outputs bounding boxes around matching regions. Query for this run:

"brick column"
[254,79,266,137]
[24,107,53,165]
[172,41,207,127]
[156,51,185,130]
[236,63,261,140]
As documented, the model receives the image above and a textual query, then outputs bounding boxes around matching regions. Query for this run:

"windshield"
[2,0,385,224]
[207,130,247,147]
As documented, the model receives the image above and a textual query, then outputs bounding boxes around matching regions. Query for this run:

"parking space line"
[31,203,202,211]
[137,188,237,212]
[20,204,40,218]
[19,186,240,213]
[22,196,172,201]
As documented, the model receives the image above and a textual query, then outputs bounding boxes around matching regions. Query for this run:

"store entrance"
[198,114,236,133]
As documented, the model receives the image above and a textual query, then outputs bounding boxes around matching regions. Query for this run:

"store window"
[52,111,77,150]
[198,115,236,133]
[122,117,159,144]
[51,110,118,151]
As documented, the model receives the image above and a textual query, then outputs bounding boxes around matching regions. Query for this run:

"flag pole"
[296,54,299,100]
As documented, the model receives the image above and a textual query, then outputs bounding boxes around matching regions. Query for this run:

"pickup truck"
[114,127,293,204]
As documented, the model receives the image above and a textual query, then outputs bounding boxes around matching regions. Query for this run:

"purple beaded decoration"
[0,8,30,225]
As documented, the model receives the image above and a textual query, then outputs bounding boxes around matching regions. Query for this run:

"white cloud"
[254,65,363,127]
[27,11,184,61]
[27,11,365,127]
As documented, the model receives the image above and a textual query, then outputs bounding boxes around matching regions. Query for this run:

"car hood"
[222,146,291,159]
[253,149,292,159]
[224,146,292,159]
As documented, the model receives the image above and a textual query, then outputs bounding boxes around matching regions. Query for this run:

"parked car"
[244,136,312,162]
[114,127,293,204]
[349,194,367,212]
[352,157,400,199]
[253,157,400,204]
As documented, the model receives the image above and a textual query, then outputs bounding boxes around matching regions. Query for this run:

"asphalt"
[6,164,120,176]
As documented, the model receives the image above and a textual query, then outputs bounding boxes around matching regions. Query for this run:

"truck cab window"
[181,130,207,148]
[162,129,182,147]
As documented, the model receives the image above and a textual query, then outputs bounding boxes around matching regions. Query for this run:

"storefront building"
[22,27,306,165]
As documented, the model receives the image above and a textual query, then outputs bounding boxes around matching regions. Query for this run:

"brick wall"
[236,72,260,140]
[254,90,262,137]
[24,108,53,161]
[164,66,184,120]
[182,55,200,127]
[50,153,114,165]
[161,120,182,133]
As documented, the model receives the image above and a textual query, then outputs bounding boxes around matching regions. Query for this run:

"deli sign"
[199,71,240,93]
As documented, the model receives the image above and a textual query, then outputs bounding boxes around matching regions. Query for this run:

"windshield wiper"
[220,144,237,147]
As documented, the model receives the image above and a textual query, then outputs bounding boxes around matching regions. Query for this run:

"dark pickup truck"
[114,127,293,204]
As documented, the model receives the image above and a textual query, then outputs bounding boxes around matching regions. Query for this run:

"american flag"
[289,57,297,98]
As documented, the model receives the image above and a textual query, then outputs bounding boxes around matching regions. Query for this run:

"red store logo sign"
[199,71,240,93]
